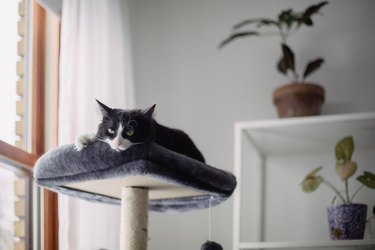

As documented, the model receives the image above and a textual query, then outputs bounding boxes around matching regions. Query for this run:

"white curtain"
[58,0,135,249]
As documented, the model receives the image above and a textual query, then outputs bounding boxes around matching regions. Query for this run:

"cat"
[75,100,205,163]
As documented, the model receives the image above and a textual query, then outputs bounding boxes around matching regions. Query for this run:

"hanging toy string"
[201,195,223,250]
[208,195,213,241]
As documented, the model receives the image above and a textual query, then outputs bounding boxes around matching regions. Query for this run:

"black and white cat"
[75,100,205,163]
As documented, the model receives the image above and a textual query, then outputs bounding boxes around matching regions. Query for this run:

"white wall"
[128,0,375,249]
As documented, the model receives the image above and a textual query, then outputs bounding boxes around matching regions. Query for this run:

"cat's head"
[95,99,156,151]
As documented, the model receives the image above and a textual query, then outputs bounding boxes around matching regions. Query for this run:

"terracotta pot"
[272,82,325,118]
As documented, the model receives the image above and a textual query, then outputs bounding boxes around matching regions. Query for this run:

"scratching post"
[120,187,149,250]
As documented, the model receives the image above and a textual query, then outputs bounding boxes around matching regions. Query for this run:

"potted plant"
[301,136,375,240]
[219,2,328,118]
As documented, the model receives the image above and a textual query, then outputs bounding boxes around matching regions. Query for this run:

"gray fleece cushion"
[34,141,236,212]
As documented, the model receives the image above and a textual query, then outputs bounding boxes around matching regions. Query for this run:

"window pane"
[0,0,31,150]
[0,159,34,250]
[0,1,19,146]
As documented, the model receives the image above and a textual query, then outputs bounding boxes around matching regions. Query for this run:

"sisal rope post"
[120,187,149,250]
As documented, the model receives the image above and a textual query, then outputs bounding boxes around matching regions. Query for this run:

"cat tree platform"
[34,141,236,249]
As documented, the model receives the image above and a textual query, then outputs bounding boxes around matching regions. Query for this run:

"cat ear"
[96,99,112,116]
[143,104,156,118]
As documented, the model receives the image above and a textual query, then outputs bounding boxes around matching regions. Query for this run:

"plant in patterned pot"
[219,2,328,118]
[301,136,375,240]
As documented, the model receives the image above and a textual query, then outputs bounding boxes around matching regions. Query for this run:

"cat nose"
[114,139,123,147]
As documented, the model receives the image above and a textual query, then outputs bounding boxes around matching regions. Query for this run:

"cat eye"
[126,130,134,136]
[107,128,115,134]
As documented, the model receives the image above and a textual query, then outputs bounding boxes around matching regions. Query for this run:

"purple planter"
[327,203,368,240]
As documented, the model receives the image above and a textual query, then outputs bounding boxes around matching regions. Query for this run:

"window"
[0,1,59,249]
[0,159,35,249]
[0,1,26,148]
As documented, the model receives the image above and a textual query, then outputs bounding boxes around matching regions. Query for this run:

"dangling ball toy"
[200,240,223,250]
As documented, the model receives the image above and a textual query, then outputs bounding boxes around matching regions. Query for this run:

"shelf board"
[236,112,375,156]
[239,239,375,249]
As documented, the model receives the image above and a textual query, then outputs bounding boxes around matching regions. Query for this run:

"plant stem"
[345,179,350,204]
[278,26,287,43]
[350,184,364,203]
[322,178,347,203]
[293,71,299,83]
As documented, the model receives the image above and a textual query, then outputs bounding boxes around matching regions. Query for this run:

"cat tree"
[34,141,236,249]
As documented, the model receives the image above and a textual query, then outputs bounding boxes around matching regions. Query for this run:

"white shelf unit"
[233,112,375,250]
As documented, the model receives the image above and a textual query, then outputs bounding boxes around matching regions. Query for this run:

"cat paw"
[75,134,96,151]
[74,139,86,151]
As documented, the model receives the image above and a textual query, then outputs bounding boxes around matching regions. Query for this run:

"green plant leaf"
[302,17,313,26]
[233,18,279,30]
[277,55,288,75]
[303,58,324,80]
[304,1,329,16]
[301,166,323,192]
[232,19,259,30]
[218,31,260,49]
[278,9,299,28]
[335,161,358,181]
[357,171,375,189]
[281,43,295,72]
[299,1,328,26]
[335,136,354,161]
[256,19,280,28]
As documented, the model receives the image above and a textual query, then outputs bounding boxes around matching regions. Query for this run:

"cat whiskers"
[127,145,137,154]
[97,138,106,143]
[133,135,152,145]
